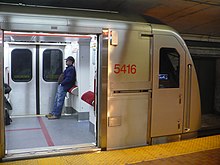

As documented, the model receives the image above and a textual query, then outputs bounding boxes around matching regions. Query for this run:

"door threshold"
[3,143,100,161]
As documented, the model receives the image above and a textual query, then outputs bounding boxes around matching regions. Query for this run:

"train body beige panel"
[151,34,186,137]
[107,27,151,149]
[109,29,151,90]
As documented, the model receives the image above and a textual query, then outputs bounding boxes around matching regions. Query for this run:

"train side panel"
[151,34,186,138]
[107,26,152,149]
[150,24,201,143]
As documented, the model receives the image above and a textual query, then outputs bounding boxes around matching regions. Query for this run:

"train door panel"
[9,45,37,115]
[107,28,151,149]
[151,35,185,137]
[8,45,64,115]
[39,46,64,115]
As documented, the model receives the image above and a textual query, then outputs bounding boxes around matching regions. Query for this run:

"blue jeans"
[51,85,67,117]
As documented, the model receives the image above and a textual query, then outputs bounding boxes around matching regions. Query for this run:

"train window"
[11,49,32,82]
[43,49,63,82]
[159,48,180,88]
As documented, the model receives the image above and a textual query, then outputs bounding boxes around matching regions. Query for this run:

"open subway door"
[151,33,186,143]
[0,29,5,158]
[106,26,152,149]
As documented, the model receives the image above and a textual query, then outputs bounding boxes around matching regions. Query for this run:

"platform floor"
[1,134,220,164]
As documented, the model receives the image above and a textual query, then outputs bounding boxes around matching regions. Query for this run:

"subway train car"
[0,5,201,159]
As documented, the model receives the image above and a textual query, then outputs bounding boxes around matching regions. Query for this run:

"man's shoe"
[45,113,53,118]
[47,115,60,120]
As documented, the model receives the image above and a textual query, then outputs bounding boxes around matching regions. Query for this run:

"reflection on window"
[11,49,32,82]
[159,48,180,88]
[43,49,63,82]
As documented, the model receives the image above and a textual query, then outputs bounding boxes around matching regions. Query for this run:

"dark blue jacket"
[61,65,76,92]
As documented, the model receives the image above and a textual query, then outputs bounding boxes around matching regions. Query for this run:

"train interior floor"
[5,114,96,156]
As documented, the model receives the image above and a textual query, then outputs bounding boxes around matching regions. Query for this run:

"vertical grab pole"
[185,64,192,132]
[0,29,5,158]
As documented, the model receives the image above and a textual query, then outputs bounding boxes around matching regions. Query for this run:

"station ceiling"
[0,0,220,39]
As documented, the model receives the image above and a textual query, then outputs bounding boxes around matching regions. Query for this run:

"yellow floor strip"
[1,135,220,165]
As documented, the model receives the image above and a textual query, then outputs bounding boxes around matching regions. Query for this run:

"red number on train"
[114,64,120,74]
[131,64,136,74]
[114,64,136,74]
[121,65,126,73]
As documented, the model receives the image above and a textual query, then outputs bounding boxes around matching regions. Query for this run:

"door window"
[11,49,32,82]
[159,48,180,88]
[43,49,63,82]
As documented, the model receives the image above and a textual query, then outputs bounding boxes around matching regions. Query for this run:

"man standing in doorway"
[46,56,76,119]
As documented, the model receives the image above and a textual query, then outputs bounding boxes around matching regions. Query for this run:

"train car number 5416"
[114,64,136,74]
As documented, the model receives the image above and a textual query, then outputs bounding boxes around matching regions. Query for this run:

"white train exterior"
[0,4,201,158]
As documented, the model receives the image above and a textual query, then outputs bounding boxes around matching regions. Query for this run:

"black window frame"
[42,49,63,82]
[159,47,180,88]
[11,49,32,82]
